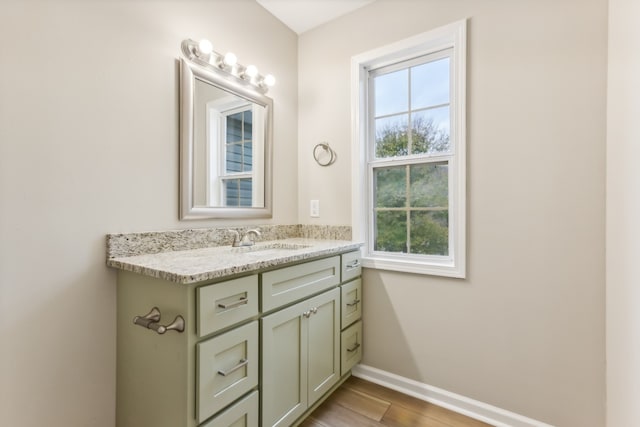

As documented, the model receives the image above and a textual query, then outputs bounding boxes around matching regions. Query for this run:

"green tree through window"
[374,120,449,255]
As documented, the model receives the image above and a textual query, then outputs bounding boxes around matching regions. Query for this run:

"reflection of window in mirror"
[222,107,252,207]
[205,98,264,207]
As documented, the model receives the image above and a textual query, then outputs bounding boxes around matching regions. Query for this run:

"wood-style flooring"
[301,376,493,427]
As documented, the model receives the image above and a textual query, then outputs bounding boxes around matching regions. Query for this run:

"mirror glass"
[180,58,273,219]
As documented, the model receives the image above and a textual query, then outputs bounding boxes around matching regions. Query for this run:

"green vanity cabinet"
[115,248,362,427]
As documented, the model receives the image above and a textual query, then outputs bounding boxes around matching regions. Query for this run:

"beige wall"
[298,1,607,425]
[0,0,612,425]
[607,0,640,426]
[0,1,297,426]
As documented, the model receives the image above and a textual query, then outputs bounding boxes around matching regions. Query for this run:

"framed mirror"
[179,53,273,219]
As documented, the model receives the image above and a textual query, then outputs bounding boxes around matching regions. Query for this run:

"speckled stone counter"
[106,225,360,284]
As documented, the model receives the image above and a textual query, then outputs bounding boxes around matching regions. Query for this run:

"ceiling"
[256,0,375,34]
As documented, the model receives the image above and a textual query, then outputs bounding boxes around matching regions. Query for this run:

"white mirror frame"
[179,57,273,220]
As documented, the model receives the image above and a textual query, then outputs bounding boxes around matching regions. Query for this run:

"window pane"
[410,210,448,255]
[224,178,253,206]
[224,179,239,206]
[375,211,407,253]
[227,113,242,143]
[374,69,408,117]
[226,143,242,172]
[412,107,450,154]
[374,166,406,208]
[375,114,408,158]
[243,141,253,172]
[411,57,450,109]
[239,178,252,206]
[410,162,448,208]
[243,110,252,140]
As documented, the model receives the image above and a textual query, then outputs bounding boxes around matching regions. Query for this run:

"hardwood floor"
[300,376,493,427]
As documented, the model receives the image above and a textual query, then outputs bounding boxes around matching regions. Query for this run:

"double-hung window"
[204,98,264,208]
[352,20,466,277]
[221,107,254,207]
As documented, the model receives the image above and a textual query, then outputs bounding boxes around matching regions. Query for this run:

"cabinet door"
[261,301,308,427]
[307,288,340,406]
[261,288,341,427]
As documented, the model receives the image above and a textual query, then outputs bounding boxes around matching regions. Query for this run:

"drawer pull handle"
[347,343,361,353]
[133,307,185,334]
[346,299,361,307]
[217,358,248,377]
[217,297,248,310]
[346,260,361,269]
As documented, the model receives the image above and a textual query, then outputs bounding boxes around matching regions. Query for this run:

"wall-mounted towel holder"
[313,142,337,167]
[133,307,185,334]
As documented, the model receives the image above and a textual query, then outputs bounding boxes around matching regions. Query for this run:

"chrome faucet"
[242,229,261,246]
[229,228,261,247]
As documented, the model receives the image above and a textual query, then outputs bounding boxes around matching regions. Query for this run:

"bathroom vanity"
[108,232,363,427]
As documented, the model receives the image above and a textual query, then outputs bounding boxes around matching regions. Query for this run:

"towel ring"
[313,142,337,167]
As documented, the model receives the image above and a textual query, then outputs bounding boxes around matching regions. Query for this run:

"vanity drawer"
[262,256,340,312]
[341,278,362,329]
[198,275,259,337]
[200,390,259,427]
[341,251,362,283]
[197,321,259,423]
[340,320,363,376]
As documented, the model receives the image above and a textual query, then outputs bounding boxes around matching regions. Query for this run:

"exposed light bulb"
[197,39,213,56]
[223,52,237,67]
[244,65,258,78]
[263,74,276,87]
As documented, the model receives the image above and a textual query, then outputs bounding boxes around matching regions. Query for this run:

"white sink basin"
[230,242,311,256]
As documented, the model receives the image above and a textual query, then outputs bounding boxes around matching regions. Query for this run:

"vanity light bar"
[181,39,276,93]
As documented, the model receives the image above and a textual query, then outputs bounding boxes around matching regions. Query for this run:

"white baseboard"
[351,364,554,427]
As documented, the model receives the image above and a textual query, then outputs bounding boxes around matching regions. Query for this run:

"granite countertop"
[107,238,362,284]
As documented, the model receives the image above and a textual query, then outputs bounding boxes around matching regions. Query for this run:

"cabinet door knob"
[303,307,318,318]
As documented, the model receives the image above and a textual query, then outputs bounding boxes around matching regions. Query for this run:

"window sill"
[361,255,465,278]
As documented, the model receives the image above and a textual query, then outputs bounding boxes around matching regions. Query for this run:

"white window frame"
[219,104,254,206]
[351,20,467,278]
[206,99,264,207]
